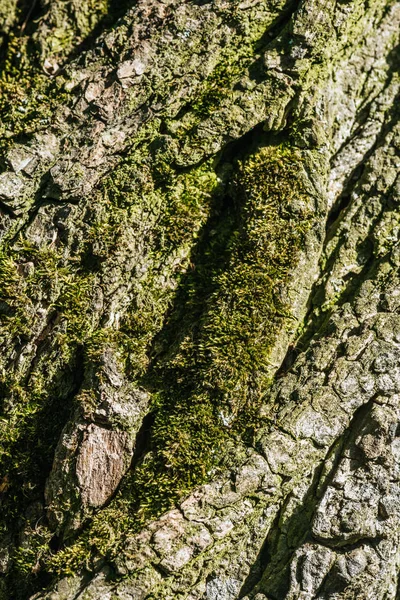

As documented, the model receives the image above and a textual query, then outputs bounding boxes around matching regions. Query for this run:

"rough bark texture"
[0,0,400,599]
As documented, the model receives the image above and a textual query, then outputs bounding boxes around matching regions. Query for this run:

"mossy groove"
[128,144,312,517]
[43,143,313,581]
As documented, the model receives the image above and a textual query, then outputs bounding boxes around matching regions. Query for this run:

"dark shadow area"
[130,411,155,470]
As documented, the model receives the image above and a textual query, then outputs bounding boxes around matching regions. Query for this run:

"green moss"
[46,505,131,577]
[43,144,312,578]
[191,48,251,120]
[0,97,312,590]
[124,144,312,519]
[165,38,258,140]
[0,244,99,593]
[0,0,18,37]
[13,525,53,576]
[95,141,222,379]
[38,0,110,58]
[0,33,69,152]
[0,0,138,154]
[1,21,311,580]
[0,131,226,587]
[0,241,97,353]
[55,272,98,358]
[0,246,32,338]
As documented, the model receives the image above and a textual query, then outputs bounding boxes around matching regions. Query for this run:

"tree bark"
[0,0,400,599]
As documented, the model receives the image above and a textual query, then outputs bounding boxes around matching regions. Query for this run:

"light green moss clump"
[0,247,32,339]
[125,144,312,519]
[0,0,18,37]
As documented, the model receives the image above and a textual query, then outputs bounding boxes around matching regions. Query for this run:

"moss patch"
[126,144,312,517]
[0,34,68,152]
[44,144,312,578]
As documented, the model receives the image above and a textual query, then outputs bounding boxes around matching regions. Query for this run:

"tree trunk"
[0,0,400,598]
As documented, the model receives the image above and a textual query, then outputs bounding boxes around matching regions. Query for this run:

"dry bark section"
[0,0,400,599]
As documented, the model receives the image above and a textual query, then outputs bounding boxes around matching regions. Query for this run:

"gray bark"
[0,0,400,599]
